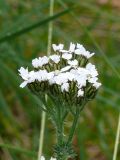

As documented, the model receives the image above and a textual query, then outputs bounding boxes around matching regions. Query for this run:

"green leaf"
[0,90,15,121]
[0,7,75,43]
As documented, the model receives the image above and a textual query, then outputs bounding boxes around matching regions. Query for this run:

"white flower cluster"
[40,156,56,160]
[18,43,101,103]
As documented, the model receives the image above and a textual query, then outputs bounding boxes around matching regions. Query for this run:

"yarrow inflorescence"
[18,43,101,106]
[18,42,101,160]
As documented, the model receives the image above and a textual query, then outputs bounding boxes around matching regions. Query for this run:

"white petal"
[87,52,95,58]
[75,44,95,59]
[68,59,78,66]
[86,63,98,77]
[77,89,84,97]
[60,49,69,53]
[88,77,98,83]
[59,44,64,50]
[69,42,75,52]
[38,56,49,67]
[54,73,68,85]
[74,49,81,55]
[52,44,64,51]
[62,53,72,60]
[76,76,87,88]
[20,81,28,88]
[18,67,29,80]
[54,70,60,75]
[47,72,55,80]
[60,66,71,72]
[61,82,69,92]
[77,43,83,49]
[50,54,60,63]
[93,82,101,89]
[32,58,39,68]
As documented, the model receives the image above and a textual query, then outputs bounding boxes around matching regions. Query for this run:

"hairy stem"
[67,107,80,144]
[56,104,64,145]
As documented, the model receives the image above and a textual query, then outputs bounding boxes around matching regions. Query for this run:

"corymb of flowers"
[18,43,101,106]
[18,42,101,159]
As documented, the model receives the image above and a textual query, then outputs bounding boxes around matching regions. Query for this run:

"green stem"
[38,111,46,160]
[113,113,120,160]
[56,104,64,145]
[57,122,63,145]
[67,100,86,145]
[38,0,54,159]
[67,107,80,144]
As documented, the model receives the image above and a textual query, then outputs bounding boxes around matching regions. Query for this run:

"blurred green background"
[0,0,120,159]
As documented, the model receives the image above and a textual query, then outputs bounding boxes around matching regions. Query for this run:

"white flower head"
[52,44,64,51]
[68,59,78,66]
[69,42,75,52]
[77,89,84,97]
[62,53,72,60]
[61,82,69,92]
[50,54,60,63]
[19,42,101,104]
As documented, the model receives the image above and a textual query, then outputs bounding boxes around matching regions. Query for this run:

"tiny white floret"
[86,63,98,77]
[68,59,78,66]
[69,42,75,52]
[61,83,69,92]
[18,67,29,81]
[39,56,49,67]
[52,44,64,51]
[77,89,84,97]
[18,67,36,88]
[32,58,39,68]
[75,43,95,59]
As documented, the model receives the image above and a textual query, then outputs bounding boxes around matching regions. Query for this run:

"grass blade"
[0,143,37,157]
[0,7,75,43]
